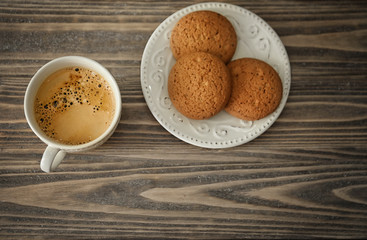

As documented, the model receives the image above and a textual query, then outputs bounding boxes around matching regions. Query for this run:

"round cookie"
[170,10,237,63]
[225,58,283,121]
[168,52,232,120]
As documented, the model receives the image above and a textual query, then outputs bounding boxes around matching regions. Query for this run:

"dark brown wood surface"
[1,0,366,239]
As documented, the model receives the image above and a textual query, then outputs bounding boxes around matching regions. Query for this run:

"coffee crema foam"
[34,67,115,145]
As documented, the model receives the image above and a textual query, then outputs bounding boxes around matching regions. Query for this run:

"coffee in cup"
[34,67,115,145]
[24,56,122,172]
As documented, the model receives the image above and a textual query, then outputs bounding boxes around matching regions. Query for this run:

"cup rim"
[24,56,122,151]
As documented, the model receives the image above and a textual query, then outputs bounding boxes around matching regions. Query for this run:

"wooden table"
[1,0,366,239]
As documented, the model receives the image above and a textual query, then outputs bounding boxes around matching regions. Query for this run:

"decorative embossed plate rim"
[140,2,291,148]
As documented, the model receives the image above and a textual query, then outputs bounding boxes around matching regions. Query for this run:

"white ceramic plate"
[140,2,291,148]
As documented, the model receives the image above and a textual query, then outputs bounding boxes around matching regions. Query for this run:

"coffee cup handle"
[40,146,66,173]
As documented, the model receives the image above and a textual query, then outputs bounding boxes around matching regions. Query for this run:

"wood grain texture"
[0,0,366,239]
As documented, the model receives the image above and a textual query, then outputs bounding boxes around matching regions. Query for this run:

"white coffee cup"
[24,56,122,173]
